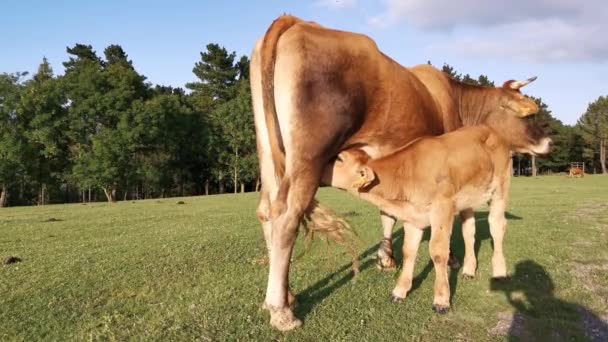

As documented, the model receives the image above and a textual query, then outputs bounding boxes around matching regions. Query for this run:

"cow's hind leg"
[391,222,423,301]
[377,211,397,271]
[429,198,455,313]
[460,208,477,278]
[265,164,323,331]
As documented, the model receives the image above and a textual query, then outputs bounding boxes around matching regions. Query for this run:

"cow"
[322,109,552,312]
[250,15,550,330]
[569,167,584,178]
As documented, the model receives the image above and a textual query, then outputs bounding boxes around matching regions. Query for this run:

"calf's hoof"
[432,304,450,315]
[269,307,302,331]
[491,275,511,282]
[462,273,475,280]
[376,256,397,271]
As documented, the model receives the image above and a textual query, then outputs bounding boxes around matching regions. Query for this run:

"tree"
[19,58,68,204]
[0,72,27,207]
[211,80,256,193]
[186,43,238,108]
[578,96,608,174]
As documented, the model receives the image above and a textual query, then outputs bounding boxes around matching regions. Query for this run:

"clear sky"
[2,0,606,125]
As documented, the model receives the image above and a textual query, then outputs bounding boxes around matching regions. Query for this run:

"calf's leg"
[429,199,455,313]
[391,223,424,301]
[460,208,477,278]
[377,211,398,270]
[488,198,508,279]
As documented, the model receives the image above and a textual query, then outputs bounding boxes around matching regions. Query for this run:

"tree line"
[0,44,606,207]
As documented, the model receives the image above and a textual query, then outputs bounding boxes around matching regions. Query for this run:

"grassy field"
[1,176,607,341]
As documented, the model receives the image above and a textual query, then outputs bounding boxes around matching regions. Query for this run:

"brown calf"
[323,125,521,312]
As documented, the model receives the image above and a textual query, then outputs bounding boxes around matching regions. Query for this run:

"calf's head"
[486,77,553,156]
[325,149,376,191]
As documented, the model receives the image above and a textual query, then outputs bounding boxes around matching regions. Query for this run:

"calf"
[323,125,541,313]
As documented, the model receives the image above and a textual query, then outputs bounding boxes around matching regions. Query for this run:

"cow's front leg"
[377,211,397,270]
[391,223,423,302]
[429,199,455,314]
[460,208,477,278]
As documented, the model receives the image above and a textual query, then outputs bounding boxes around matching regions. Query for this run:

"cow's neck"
[453,82,499,127]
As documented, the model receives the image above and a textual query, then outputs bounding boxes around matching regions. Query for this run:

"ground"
[1,176,607,341]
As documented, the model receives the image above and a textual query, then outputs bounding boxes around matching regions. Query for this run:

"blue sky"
[2,0,606,125]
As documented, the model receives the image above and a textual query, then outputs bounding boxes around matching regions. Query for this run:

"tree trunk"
[600,138,607,174]
[102,187,116,203]
[517,156,521,176]
[240,182,245,193]
[40,183,47,205]
[233,149,239,194]
[204,179,209,195]
[531,155,537,177]
[0,184,7,207]
[255,177,260,192]
[88,187,92,203]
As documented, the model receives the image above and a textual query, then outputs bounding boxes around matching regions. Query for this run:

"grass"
[1,176,607,341]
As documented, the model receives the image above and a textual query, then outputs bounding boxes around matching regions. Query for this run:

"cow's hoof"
[432,304,450,315]
[376,257,397,271]
[462,273,475,280]
[262,292,297,311]
[391,295,405,303]
[269,307,302,331]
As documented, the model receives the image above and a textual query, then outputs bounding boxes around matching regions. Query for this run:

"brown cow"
[322,113,551,312]
[251,15,550,330]
[569,167,584,178]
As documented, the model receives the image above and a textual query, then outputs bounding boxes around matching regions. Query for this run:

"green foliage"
[187,43,239,106]
[2,48,603,205]
[577,95,608,173]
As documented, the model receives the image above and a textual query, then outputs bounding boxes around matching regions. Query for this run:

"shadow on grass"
[295,210,523,320]
[294,228,404,319]
[490,260,608,341]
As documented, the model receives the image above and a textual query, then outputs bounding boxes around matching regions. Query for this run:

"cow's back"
[272,23,445,158]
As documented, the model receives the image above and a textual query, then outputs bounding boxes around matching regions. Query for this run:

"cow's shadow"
[295,210,522,320]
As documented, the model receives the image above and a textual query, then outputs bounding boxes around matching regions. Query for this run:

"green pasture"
[1,176,607,341]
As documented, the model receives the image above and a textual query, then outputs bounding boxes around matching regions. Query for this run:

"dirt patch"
[570,262,608,297]
[176,201,186,205]
[488,311,530,340]
[575,202,608,218]
[43,218,62,222]
[3,256,22,265]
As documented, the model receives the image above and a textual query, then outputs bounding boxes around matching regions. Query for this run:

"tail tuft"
[301,199,361,275]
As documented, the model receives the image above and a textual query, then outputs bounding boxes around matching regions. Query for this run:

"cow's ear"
[351,166,375,189]
[504,76,537,90]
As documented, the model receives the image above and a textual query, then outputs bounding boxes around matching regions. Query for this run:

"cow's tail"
[302,199,361,275]
[261,15,302,179]
[260,16,360,274]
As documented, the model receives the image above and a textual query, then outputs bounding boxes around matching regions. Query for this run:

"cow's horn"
[509,76,537,90]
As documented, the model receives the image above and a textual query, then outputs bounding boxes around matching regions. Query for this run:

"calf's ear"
[351,166,375,189]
